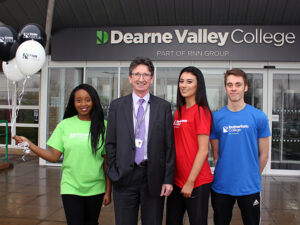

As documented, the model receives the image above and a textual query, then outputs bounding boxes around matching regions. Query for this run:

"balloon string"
[6,76,12,126]
[18,78,31,161]
[10,77,27,136]
[8,77,30,161]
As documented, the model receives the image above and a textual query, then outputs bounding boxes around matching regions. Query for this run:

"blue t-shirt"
[210,104,271,196]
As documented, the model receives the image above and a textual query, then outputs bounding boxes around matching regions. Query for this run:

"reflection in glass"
[86,67,118,119]
[272,74,300,170]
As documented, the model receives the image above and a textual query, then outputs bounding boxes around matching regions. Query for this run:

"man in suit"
[106,57,175,225]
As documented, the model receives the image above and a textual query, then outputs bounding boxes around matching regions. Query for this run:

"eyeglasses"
[131,72,152,78]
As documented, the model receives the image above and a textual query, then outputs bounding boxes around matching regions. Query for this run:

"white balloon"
[16,40,46,76]
[2,58,26,82]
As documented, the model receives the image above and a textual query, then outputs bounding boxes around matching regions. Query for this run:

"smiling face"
[179,72,198,101]
[128,64,154,97]
[74,89,93,121]
[225,74,248,104]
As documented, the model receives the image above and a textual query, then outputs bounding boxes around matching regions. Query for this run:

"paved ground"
[0,156,299,225]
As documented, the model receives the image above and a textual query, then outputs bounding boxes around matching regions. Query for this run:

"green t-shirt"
[47,115,107,196]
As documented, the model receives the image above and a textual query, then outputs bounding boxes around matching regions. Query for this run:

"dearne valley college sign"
[52,26,300,61]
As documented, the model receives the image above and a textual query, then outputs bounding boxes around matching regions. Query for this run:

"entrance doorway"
[269,70,300,174]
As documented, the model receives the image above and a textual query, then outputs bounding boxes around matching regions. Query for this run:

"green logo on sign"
[96,31,109,44]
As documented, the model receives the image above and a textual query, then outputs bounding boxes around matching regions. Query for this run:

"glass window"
[0,109,12,123]
[244,73,263,110]
[16,109,39,123]
[202,69,227,112]
[156,67,182,113]
[0,72,40,148]
[120,67,131,97]
[0,73,40,106]
[86,67,118,118]
[47,68,83,138]
[0,124,11,145]
[272,73,300,170]
[0,73,14,105]
[16,127,38,145]
[16,74,40,106]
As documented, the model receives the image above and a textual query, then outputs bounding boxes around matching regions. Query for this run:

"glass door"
[86,67,118,118]
[271,72,300,173]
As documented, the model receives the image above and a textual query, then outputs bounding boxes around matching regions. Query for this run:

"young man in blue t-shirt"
[210,68,271,225]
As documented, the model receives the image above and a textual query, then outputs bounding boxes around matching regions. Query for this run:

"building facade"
[1,25,300,176]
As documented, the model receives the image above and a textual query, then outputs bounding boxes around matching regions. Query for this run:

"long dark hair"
[176,66,213,124]
[63,84,105,154]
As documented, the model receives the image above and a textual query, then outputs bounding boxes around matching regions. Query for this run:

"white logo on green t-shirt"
[69,133,89,139]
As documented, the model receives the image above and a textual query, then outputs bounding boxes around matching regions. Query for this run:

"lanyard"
[133,100,149,137]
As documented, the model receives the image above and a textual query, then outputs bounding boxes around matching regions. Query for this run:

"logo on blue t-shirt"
[222,124,249,134]
[223,126,229,133]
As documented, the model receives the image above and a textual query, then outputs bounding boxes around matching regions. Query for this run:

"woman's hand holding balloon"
[13,135,32,148]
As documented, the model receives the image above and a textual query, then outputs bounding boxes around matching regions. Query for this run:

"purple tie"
[135,98,145,164]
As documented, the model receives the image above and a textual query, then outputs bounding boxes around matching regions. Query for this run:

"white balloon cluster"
[1,23,47,82]
[2,40,46,82]
[2,58,24,82]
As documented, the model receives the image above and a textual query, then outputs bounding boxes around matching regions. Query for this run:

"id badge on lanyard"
[133,100,149,148]
[135,138,143,148]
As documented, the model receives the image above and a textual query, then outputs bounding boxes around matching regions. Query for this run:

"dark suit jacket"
[106,93,175,196]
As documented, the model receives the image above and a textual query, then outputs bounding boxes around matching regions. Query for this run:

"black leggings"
[62,194,104,225]
[211,190,260,225]
[166,183,211,225]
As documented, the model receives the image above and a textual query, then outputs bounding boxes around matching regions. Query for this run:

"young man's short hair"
[224,68,248,86]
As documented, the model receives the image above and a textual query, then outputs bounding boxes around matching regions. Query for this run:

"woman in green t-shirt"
[14,83,111,225]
